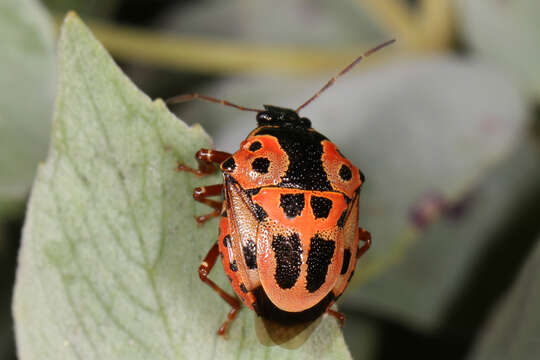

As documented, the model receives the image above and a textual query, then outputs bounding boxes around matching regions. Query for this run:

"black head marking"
[311,196,333,219]
[254,127,331,191]
[340,249,351,275]
[339,164,352,181]
[256,105,311,129]
[272,233,302,289]
[243,240,257,270]
[306,234,336,293]
[221,157,236,172]
[279,193,305,218]
[251,157,270,174]
[249,141,262,152]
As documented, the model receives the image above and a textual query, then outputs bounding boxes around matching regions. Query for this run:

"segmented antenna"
[166,93,264,112]
[295,39,396,113]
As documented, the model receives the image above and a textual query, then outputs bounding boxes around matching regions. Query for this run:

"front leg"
[177,148,231,176]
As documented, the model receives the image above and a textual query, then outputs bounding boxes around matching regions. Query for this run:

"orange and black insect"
[169,39,395,337]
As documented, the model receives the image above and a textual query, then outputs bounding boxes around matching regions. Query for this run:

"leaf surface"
[0,0,56,216]
[469,234,540,360]
[13,13,351,360]
[457,0,540,99]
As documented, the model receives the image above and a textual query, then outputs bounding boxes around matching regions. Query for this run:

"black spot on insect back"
[243,240,257,269]
[251,157,270,174]
[249,141,262,152]
[240,283,248,293]
[272,233,302,289]
[306,234,335,293]
[311,196,333,219]
[339,164,352,181]
[252,203,268,222]
[223,235,231,247]
[341,248,351,275]
[230,260,238,272]
[279,193,305,218]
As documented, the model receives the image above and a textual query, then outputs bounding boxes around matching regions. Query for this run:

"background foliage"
[2,0,540,359]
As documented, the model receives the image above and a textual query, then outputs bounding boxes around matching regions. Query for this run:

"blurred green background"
[2,0,540,359]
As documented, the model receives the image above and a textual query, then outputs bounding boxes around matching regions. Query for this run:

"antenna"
[166,93,264,113]
[296,39,396,113]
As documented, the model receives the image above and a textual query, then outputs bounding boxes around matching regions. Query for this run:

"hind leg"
[198,242,241,338]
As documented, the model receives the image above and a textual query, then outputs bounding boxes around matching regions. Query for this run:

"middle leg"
[192,184,224,224]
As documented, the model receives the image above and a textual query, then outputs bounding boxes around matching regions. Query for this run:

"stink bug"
[169,39,395,337]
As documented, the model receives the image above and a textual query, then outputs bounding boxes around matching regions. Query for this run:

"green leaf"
[469,234,540,360]
[0,0,56,216]
[13,13,351,359]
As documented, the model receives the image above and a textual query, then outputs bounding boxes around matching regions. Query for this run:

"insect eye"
[299,117,312,128]
[221,157,236,172]
[256,112,272,125]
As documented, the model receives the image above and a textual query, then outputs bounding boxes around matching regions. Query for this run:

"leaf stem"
[54,15,396,76]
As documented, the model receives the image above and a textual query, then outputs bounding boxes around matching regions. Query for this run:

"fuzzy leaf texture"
[0,0,56,216]
[12,13,351,360]
[469,235,540,360]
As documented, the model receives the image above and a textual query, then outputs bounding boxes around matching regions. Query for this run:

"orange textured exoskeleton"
[171,39,395,337]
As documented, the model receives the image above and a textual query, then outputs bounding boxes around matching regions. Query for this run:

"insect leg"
[199,242,241,337]
[356,228,372,259]
[192,184,223,224]
[325,304,345,327]
[176,148,231,176]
